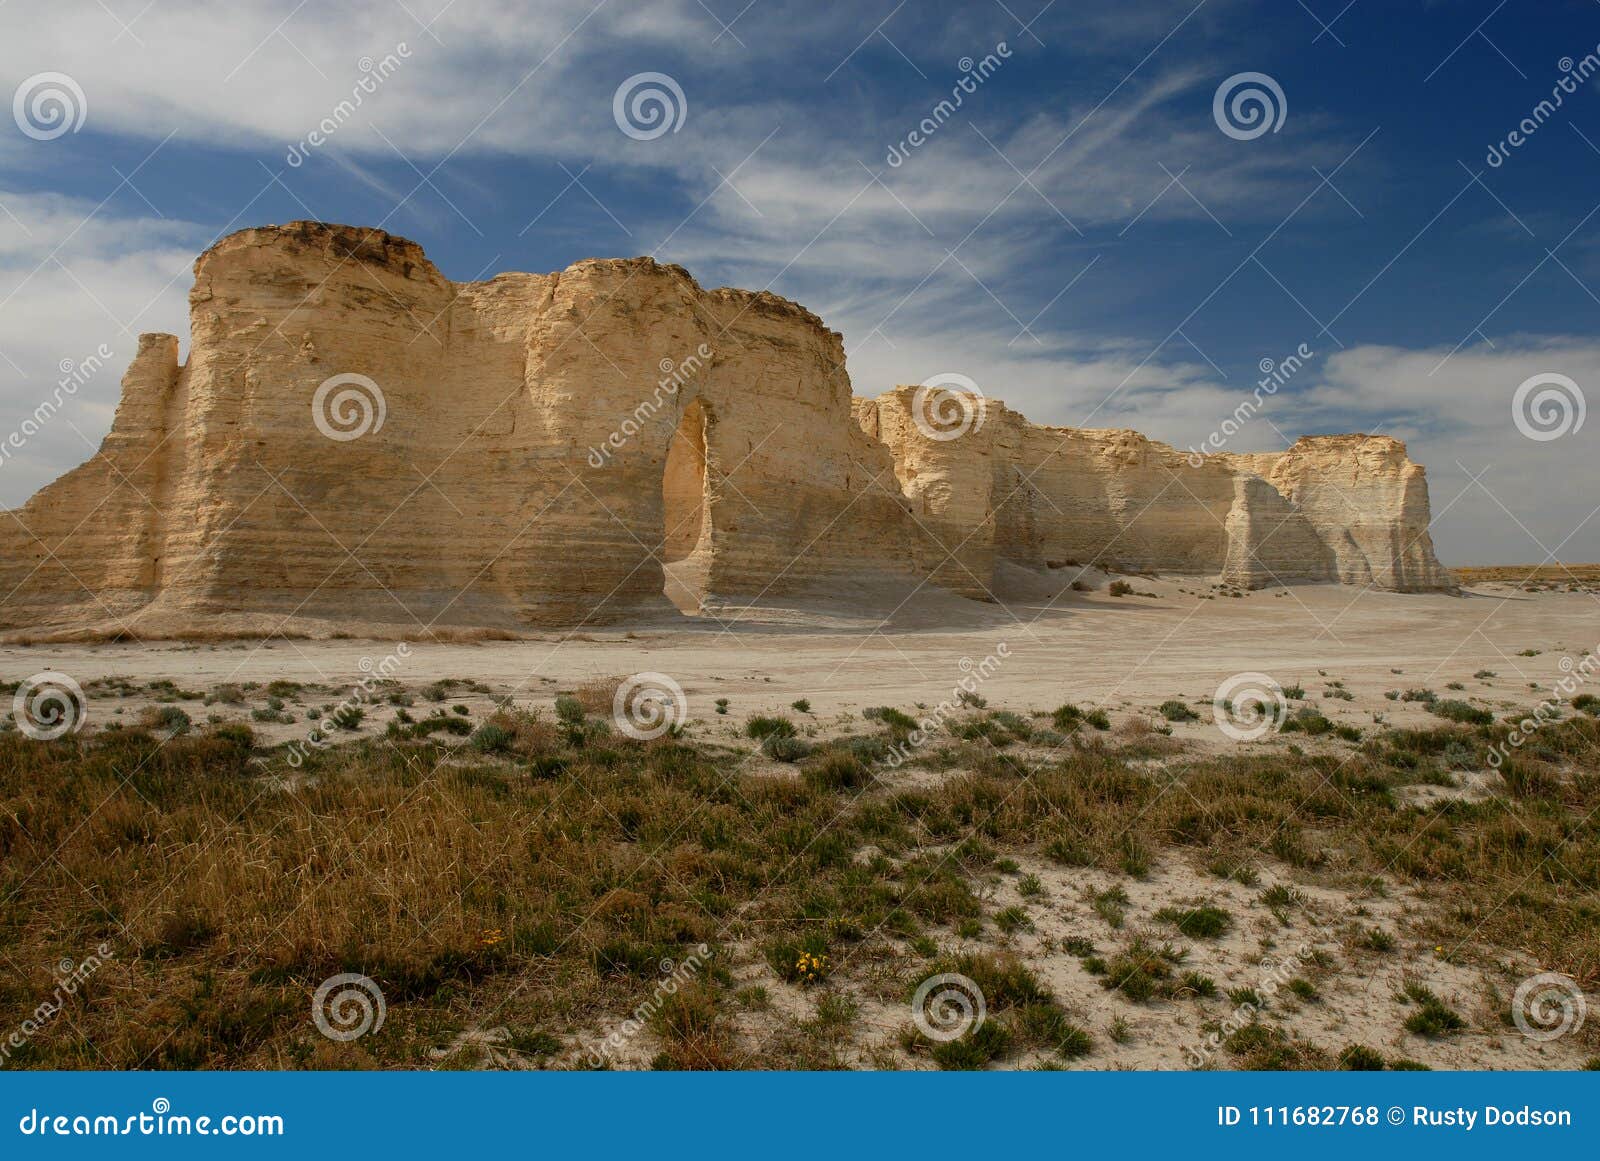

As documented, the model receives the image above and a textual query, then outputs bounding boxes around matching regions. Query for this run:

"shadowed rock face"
[0,222,1453,638]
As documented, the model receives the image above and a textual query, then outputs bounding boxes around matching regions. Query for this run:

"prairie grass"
[0,709,1596,1069]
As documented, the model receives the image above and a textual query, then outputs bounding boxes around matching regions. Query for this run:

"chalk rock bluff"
[0,222,1452,636]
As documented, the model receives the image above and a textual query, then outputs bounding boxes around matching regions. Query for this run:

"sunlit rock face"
[860,388,1452,595]
[0,222,1452,638]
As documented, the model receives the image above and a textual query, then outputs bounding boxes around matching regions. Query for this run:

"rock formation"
[0,222,1452,638]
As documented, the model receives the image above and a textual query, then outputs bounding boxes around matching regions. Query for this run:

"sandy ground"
[8,574,1594,740]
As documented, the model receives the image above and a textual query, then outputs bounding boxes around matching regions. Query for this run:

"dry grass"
[572,676,625,715]
[1,706,1597,1070]
[1454,564,1600,586]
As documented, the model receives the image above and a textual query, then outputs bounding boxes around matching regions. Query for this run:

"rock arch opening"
[662,397,712,613]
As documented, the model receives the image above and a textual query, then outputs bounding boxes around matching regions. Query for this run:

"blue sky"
[1,0,1597,564]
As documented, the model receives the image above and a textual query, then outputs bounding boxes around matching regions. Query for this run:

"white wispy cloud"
[0,0,1592,564]
[0,189,204,504]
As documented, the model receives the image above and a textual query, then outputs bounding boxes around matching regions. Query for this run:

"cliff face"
[0,222,1452,637]
[858,387,1451,596]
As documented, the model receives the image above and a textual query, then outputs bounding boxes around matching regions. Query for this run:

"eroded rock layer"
[0,222,1452,636]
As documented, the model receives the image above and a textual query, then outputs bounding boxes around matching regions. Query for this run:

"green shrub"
[1400,982,1466,1036]
[1428,700,1492,726]
[1097,940,1177,1001]
[863,706,918,734]
[1014,1004,1092,1059]
[328,704,365,730]
[994,906,1032,934]
[761,733,812,762]
[1280,707,1332,735]
[1155,905,1230,939]
[929,1019,1012,1069]
[140,705,192,734]
[470,723,514,753]
[801,752,872,790]
[1286,978,1320,1002]
[746,715,797,741]
[1338,1044,1386,1070]
[1158,700,1198,723]
[1051,704,1108,732]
